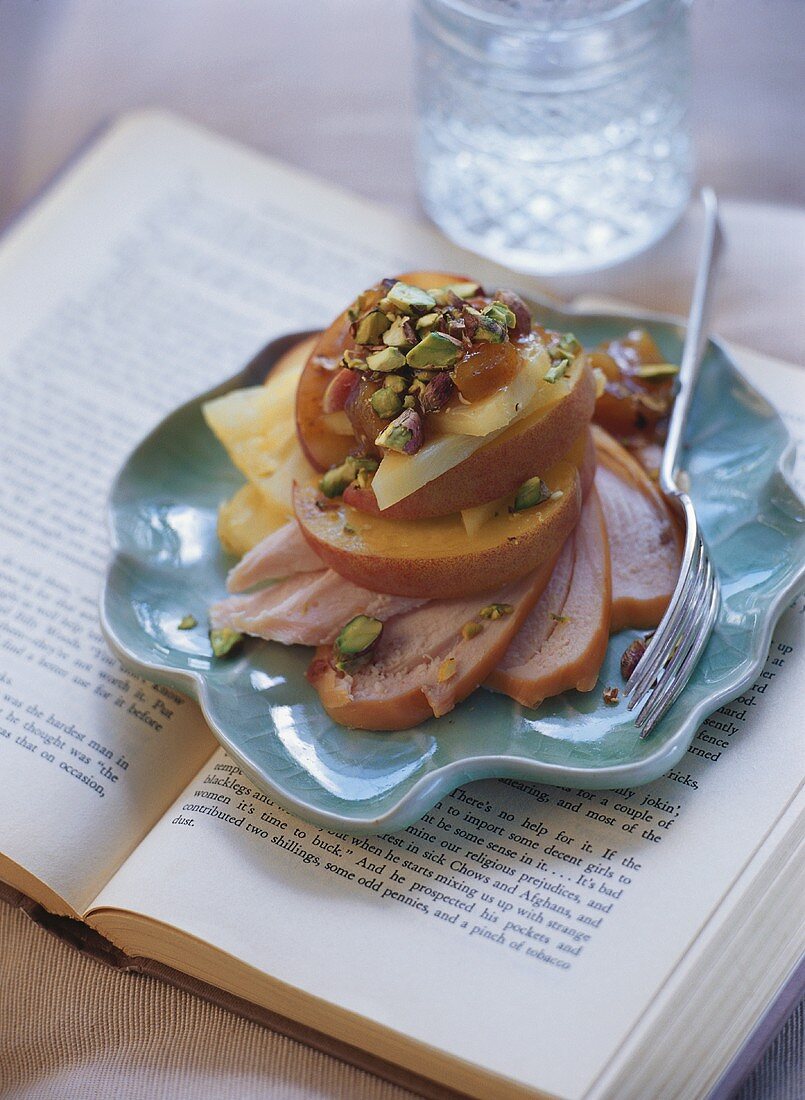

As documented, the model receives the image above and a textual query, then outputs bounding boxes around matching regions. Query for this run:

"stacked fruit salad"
[204,272,681,730]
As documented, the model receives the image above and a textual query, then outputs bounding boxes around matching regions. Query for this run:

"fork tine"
[626,533,704,705]
[634,551,714,724]
[627,189,724,738]
[636,568,719,735]
[630,543,712,715]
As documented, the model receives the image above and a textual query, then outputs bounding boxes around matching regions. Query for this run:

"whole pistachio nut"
[405,331,463,370]
[513,476,551,512]
[375,407,423,455]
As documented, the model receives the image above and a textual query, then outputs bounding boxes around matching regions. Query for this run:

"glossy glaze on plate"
[101,309,805,832]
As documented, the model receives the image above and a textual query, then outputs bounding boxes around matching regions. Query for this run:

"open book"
[1,111,802,1100]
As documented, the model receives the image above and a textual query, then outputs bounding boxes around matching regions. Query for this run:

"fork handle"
[660,189,724,497]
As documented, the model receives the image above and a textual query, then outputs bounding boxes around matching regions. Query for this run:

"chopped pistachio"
[402,394,416,409]
[479,603,514,621]
[365,346,407,373]
[432,282,480,304]
[319,461,355,498]
[492,290,531,338]
[209,628,243,658]
[513,476,551,512]
[381,281,436,315]
[635,363,680,380]
[415,311,442,333]
[461,621,483,641]
[352,456,380,473]
[484,301,517,329]
[177,614,197,631]
[602,686,620,706]
[319,455,377,498]
[342,523,356,535]
[472,314,506,343]
[558,332,582,356]
[354,309,391,344]
[437,656,457,683]
[370,387,404,419]
[405,331,462,370]
[420,371,454,413]
[347,288,379,323]
[621,635,650,680]
[383,373,409,394]
[334,615,382,670]
[342,350,367,371]
[544,358,571,383]
[549,613,571,624]
[375,408,423,454]
[382,316,417,348]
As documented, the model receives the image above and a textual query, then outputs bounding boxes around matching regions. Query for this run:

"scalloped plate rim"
[100,302,805,833]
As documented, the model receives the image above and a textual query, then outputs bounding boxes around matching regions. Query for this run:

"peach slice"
[293,432,592,599]
[344,356,596,519]
[295,270,471,472]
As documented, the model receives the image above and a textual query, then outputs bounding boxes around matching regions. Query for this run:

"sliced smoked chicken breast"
[486,486,611,707]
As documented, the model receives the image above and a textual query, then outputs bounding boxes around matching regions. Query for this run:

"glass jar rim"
[418,0,688,33]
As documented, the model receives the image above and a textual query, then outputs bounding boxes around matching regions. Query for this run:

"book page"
[2,109,803,1095]
[0,110,488,914]
[90,343,804,1097]
[91,571,803,1099]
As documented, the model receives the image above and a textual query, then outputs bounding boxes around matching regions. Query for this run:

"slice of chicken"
[226,520,323,593]
[211,570,424,647]
[592,427,682,632]
[307,554,559,731]
[486,487,611,707]
[490,532,575,674]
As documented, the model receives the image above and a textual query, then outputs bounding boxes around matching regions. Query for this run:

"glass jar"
[413,0,694,275]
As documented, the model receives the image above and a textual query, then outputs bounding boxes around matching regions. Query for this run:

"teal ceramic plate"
[102,304,805,833]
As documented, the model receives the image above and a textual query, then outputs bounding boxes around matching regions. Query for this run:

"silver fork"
[626,188,724,737]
